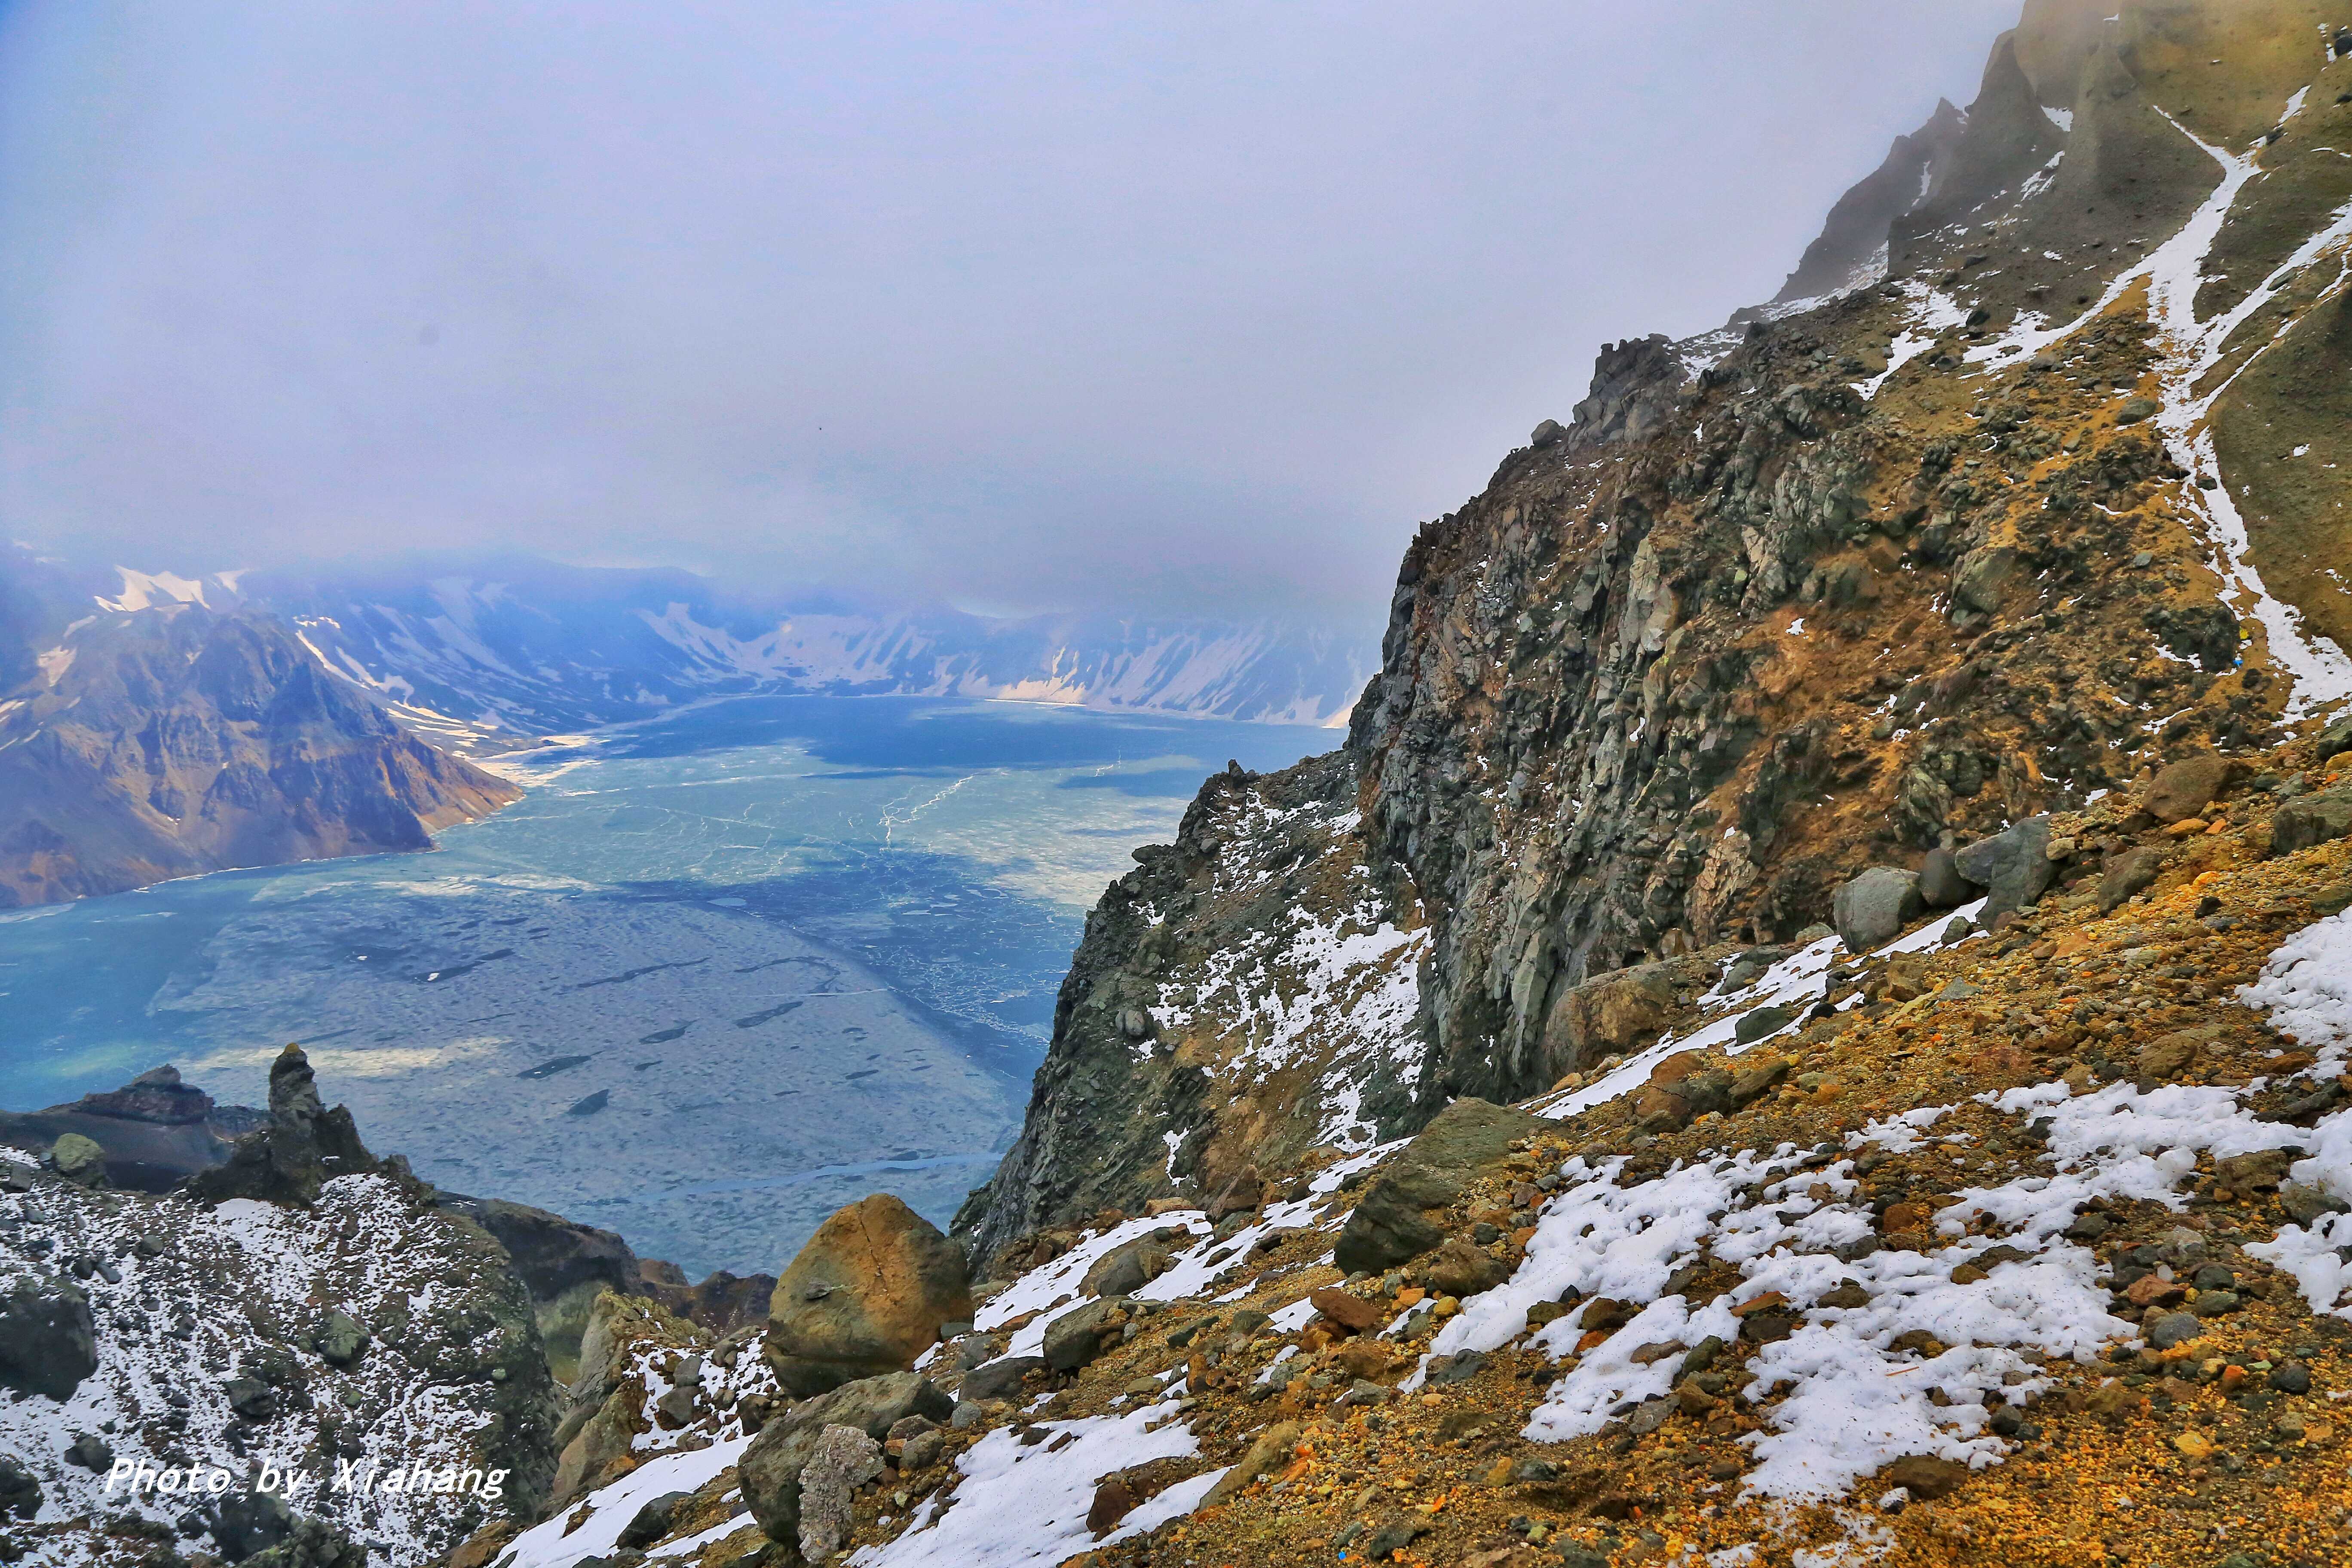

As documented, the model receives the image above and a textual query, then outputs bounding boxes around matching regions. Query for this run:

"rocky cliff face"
[0,565,520,907]
[962,0,2352,1255]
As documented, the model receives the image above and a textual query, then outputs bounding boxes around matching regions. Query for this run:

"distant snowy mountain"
[211,557,1375,741]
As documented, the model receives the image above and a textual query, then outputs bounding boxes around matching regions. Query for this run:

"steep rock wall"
[964,0,2352,1256]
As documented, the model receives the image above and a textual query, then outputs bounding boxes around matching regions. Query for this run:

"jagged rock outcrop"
[962,0,2352,1259]
[959,752,1428,1256]
[1775,98,1966,302]
[435,1196,644,1386]
[190,1044,380,1206]
[1333,1098,1546,1274]
[1888,33,2064,271]
[0,572,519,908]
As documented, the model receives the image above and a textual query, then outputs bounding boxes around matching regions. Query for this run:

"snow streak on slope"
[848,1409,1214,1567]
[1951,94,2352,716]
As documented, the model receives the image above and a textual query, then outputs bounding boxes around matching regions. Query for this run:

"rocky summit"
[19,3,2352,1568]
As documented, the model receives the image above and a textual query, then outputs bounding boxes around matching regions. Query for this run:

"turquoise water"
[0,695,1336,1275]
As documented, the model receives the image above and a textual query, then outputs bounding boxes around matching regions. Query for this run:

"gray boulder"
[740,1372,953,1549]
[210,1488,294,1560]
[0,1274,97,1400]
[1954,816,2055,925]
[958,1354,1046,1403]
[1733,1003,1799,1044]
[796,1425,884,1562]
[1832,867,1924,952]
[1334,1099,1546,1274]
[2275,785,2352,859]
[0,1453,38,1519]
[2098,846,2166,913]
[1042,1297,1133,1373]
[1950,546,2017,616]
[1917,848,1978,909]
[317,1309,368,1367]
[1080,1229,1185,1298]
[222,1510,365,1568]
[616,1491,693,1551]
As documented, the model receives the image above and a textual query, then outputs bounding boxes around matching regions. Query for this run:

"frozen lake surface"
[0,694,1335,1275]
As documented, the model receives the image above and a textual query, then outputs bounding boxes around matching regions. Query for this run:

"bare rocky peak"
[0,577,521,907]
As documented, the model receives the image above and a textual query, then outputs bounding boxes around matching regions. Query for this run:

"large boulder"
[766,1194,972,1397]
[740,1373,953,1548]
[1916,848,1978,909]
[1831,867,1925,952]
[958,1355,1047,1403]
[1953,816,2055,926]
[1422,1238,1509,1298]
[2274,785,2352,859]
[2098,846,2168,912]
[436,1195,639,1385]
[0,1274,97,1400]
[1042,1297,1135,1372]
[1949,545,2017,616]
[1335,1099,1545,1274]
[48,1132,107,1185]
[0,1453,42,1519]
[2142,755,2228,824]
[1539,961,1694,1074]
[1080,1229,1185,1298]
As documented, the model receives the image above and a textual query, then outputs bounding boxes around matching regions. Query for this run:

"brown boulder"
[2135,1024,2224,1088]
[1883,1454,1969,1499]
[1087,1477,1139,1538]
[1309,1287,1383,1335]
[1422,1238,1509,1298]
[1205,1166,1264,1220]
[1540,961,1700,1074]
[2142,756,2228,825]
[1632,1083,1691,1131]
[765,1195,972,1397]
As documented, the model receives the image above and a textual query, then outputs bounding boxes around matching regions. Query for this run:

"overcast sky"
[0,1,2016,622]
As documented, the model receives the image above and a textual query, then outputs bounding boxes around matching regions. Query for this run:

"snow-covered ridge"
[0,1170,548,1568]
